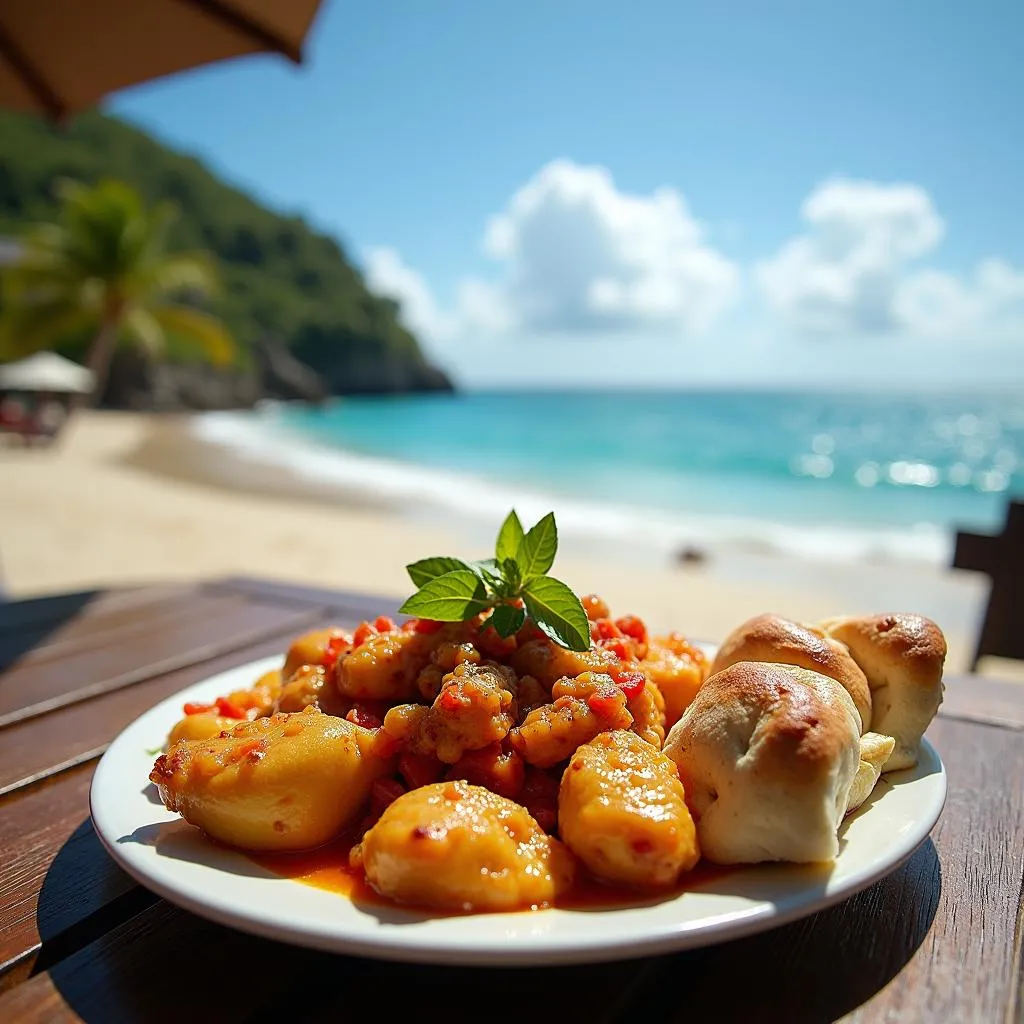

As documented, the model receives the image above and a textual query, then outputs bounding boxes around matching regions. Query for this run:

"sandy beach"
[0,410,1003,676]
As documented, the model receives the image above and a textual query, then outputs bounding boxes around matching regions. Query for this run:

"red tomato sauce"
[248,840,735,915]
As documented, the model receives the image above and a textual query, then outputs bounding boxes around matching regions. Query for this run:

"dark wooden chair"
[953,499,1024,669]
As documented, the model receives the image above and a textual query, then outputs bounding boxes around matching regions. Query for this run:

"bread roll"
[710,613,871,733]
[847,732,896,813]
[663,662,861,864]
[820,614,946,772]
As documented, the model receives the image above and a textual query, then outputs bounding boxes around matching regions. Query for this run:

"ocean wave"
[192,408,952,568]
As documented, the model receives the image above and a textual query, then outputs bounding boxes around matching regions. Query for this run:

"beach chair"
[953,499,1024,669]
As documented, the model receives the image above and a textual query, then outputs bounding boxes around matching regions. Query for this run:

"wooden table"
[1,578,1022,1023]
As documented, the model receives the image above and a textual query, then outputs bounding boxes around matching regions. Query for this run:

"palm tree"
[0,178,233,401]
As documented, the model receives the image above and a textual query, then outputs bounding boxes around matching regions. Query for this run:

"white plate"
[90,655,947,966]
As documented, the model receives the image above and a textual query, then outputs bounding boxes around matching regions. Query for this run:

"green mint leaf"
[399,570,491,621]
[406,556,473,588]
[487,603,526,638]
[522,575,590,651]
[469,558,503,588]
[495,510,525,563]
[501,557,521,591]
[516,512,558,581]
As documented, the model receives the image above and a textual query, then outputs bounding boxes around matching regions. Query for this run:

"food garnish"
[400,511,591,652]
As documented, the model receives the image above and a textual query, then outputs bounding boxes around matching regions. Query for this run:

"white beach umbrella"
[0,351,95,393]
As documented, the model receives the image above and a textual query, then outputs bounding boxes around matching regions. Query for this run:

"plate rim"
[89,656,948,966]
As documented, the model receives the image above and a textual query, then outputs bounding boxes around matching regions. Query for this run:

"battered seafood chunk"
[414,641,481,701]
[508,672,633,768]
[276,664,349,717]
[150,707,393,851]
[628,680,667,748]
[337,631,434,702]
[642,636,708,729]
[283,628,352,679]
[352,780,575,911]
[380,662,516,764]
[510,638,618,689]
[559,730,699,888]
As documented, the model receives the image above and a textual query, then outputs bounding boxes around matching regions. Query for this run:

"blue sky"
[110,0,1024,388]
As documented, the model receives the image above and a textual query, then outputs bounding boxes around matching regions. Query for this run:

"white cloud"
[756,179,944,334]
[365,159,739,345]
[757,178,1024,343]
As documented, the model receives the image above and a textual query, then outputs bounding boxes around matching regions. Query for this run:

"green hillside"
[0,110,451,395]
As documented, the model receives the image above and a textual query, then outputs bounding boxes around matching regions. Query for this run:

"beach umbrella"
[0,0,324,121]
[0,352,95,394]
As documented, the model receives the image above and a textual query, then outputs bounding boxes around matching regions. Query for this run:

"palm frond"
[151,304,235,366]
[122,306,166,358]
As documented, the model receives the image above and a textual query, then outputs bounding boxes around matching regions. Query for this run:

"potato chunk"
[150,707,393,851]
[283,628,352,679]
[510,638,618,689]
[353,780,575,912]
[559,730,699,888]
[642,637,707,729]
[337,631,433,702]
[167,713,239,746]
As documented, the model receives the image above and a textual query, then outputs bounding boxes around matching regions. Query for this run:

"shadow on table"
[0,589,99,671]
[33,819,941,1023]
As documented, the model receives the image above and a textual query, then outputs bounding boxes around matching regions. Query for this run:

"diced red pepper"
[412,617,443,634]
[615,615,648,644]
[321,634,349,666]
[346,704,382,729]
[352,621,376,647]
[374,615,397,633]
[215,696,247,719]
[183,701,216,716]
[594,618,622,641]
[609,665,646,699]
[586,689,624,717]
[437,686,463,712]
[601,637,632,661]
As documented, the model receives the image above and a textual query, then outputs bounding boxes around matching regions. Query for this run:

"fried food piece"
[446,743,526,799]
[337,631,434,702]
[276,664,349,717]
[643,636,708,729]
[559,730,699,888]
[510,638,618,689]
[352,780,575,911]
[628,680,666,748]
[508,672,633,768]
[283,628,352,679]
[380,663,517,764]
[414,641,481,701]
[151,707,394,851]
[223,669,283,720]
[167,713,240,746]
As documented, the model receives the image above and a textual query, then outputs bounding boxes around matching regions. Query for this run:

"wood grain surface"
[0,579,1021,1023]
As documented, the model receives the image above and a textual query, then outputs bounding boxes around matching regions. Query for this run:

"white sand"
[0,410,1003,676]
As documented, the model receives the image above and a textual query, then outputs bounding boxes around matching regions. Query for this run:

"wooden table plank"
[0,593,321,727]
[938,672,1024,730]
[0,764,136,987]
[0,619,332,797]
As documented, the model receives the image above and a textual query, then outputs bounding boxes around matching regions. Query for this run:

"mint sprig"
[399,510,591,651]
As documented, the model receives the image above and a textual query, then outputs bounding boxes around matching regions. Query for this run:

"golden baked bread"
[820,614,947,771]
[709,613,872,733]
[847,732,897,812]
[663,662,861,864]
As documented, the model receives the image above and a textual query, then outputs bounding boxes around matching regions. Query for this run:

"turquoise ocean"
[196,390,1024,566]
